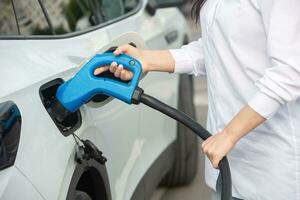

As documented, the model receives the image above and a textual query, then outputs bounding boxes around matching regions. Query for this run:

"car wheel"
[73,190,92,200]
[160,74,198,187]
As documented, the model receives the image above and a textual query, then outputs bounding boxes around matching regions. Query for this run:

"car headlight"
[0,101,21,170]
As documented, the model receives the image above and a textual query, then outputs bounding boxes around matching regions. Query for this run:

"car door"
[101,0,187,186]
[0,0,145,199]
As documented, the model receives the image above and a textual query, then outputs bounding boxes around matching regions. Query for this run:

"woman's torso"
[200,0,300,199]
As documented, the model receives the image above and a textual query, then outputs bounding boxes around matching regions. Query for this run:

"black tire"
[160,74,199,187]
[73,190,92,200]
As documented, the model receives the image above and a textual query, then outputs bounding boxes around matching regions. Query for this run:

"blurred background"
[151,2,212,200]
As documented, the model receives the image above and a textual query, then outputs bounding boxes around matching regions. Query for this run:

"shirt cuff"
[169,49,194,74]
[248,91,281,119]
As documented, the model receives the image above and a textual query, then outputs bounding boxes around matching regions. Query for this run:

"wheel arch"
[66,160,111,200]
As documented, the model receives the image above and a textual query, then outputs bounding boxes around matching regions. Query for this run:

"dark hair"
[191,0,206,23]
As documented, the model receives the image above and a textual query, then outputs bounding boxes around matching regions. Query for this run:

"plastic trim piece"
[39,78,82,136]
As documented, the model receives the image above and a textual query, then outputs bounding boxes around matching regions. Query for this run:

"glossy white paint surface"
[0,167,43,199]
[0,1,188,199]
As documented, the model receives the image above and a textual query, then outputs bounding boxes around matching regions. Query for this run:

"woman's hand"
[202,105,266,169]
[202,130,236,169]
[94,44,150,81]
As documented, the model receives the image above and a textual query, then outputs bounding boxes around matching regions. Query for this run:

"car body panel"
[0,34,146,200]
[0,167,44,199]
[0,28,110,98]
[0,1,188,199]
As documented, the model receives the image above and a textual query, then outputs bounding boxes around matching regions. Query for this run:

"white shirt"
[170,0,300,199]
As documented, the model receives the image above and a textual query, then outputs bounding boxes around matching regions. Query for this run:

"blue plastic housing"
[56,53,142,112]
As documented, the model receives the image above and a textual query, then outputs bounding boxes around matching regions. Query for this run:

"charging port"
[39,78,82,136]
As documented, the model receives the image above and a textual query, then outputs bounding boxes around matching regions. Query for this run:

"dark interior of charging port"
[39,78,82,136]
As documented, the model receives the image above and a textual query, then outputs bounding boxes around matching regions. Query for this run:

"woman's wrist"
[222,105,266,145]
[140,50,175,73]
[137,49,150,73]
[222,127,241,145]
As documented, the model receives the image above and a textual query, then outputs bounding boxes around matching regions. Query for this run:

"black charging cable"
[132,88,232,200]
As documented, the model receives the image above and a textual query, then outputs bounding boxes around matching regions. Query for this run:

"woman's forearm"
[142,50,175,73]
[202,105,266,168]
[224,105,266,144]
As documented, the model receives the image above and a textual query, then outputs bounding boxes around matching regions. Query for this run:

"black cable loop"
[139,93,232,200]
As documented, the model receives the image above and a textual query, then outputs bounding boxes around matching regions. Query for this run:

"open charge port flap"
[39,78,82,136]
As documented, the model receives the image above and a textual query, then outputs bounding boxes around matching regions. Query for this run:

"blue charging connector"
[49,52,232,200]
[56,53,142,113]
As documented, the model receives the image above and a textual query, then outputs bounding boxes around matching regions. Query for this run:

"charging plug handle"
[56,53,143,112]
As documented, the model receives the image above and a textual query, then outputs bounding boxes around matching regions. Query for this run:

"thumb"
[114,44,132,55]
[94,66,109,75]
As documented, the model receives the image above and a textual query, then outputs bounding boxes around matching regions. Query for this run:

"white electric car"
[0,0,198,199]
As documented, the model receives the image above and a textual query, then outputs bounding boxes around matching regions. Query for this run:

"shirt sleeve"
[169,38,206,76]
[248,0,300,119]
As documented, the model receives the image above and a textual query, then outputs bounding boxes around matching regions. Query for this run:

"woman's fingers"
[120,69,133,81]
[94,61,117,76]
[212,154,222,169]
[94,66,109,75]
[202,136,213,153]
[109,61,118,73]
[93,60,134,81]
[202,131,236,169]
[203,138,215,164]
[208,145,222,169]
[94,44,141,81]
[114,64,123,78]
[112,62,133,80]
[202,135,223,169]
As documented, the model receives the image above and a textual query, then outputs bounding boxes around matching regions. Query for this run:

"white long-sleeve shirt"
[170,0,300,199]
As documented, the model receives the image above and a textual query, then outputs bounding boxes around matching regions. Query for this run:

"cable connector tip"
[132,87,144,105]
